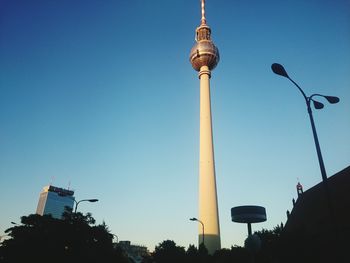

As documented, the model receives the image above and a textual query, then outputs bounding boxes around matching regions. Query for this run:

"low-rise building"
[115,241,149,263]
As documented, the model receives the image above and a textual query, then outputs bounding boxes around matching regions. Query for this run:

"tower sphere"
[190,39,220,72]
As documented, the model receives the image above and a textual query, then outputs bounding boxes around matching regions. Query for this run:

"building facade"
[36,185,75,219]
[281,166,350,262]
[116,241,149,263]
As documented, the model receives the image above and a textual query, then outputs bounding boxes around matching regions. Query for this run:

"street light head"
[313,100,324,109]
[271,63,289,78]
[324,96,340,104]
[190,218,198,221]
[74,198,98,213]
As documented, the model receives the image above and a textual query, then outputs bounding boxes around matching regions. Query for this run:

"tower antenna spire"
[201,0,206,25]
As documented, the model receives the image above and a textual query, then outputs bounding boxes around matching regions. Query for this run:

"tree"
[0,213,130,263]
[211,247,250,263]
[184,244,211,263]
[152,240,186,263]
[254,224,283,263]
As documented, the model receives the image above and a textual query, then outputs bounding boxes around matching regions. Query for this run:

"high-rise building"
[36,185,75,219]
[189,0,221,254]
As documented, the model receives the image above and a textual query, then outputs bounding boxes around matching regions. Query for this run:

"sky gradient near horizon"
[1,0,350,251]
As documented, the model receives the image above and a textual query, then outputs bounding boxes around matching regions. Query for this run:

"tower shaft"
[190,0,221,254]
[198,65,221,253]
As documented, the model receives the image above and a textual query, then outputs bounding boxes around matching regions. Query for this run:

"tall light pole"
[190,217,205,246]
[271,63,339,183]
[74,199,98,213]
[272,62,342,259]
[271,63,341,251]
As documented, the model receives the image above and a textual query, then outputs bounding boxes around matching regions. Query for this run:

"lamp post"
[271,63,341,245]
[74,199,98,213]
[271,63,339,183]
[190,217,205,246]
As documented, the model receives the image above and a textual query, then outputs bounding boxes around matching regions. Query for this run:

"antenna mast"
[201,0,206,25]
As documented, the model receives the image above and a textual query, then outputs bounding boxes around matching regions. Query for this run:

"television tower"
[189,0,221,254]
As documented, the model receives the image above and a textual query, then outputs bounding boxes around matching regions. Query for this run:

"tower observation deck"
[190,0,219,72]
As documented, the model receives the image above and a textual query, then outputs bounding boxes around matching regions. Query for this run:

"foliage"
[0,213,130,263]
[253,224,283,262]
[213,247,250,263]
[7,217,341,263]
[152,240,186,263]
[143,241,251,263]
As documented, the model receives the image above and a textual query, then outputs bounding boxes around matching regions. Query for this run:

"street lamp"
[271,63,340,235]
[74,199,98,213]
[190,217,204,246]
[271,63,339,183]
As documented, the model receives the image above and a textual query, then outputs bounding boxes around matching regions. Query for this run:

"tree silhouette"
[152,240,186,263]
[146,241,251,263]
[183,243,211,263]
[0,213,130,263]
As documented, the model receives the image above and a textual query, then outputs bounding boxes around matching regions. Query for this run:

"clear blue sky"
[1,0,349,251]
